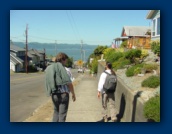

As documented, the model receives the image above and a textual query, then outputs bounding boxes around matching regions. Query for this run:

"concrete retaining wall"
[97,61,147,122]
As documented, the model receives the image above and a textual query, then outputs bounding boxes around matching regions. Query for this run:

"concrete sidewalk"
[24,73,103,122]
[66,74,102,122]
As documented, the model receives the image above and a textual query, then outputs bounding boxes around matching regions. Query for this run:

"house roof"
[121,26,151,37]
[27,52,34,58]
[38,50,45,54]
[146,10,158,19]
[10,53,24,65]
[10,44,25,52]
[28,49,42,57]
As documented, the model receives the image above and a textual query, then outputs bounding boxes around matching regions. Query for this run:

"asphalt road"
[10,68,80,122]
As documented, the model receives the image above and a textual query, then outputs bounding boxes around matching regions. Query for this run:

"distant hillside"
[12,42,98,61]
[12,42,98,50]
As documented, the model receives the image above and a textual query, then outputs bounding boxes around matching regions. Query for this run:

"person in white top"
[65,67,75,82]
[97,62,118,122]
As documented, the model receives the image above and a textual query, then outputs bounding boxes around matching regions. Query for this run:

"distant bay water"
[13,42,98,61]
[46,48,95,61]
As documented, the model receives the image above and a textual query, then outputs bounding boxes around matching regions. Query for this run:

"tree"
[120,40,127,48]
[94,45,108,56]
[66,57,73,68]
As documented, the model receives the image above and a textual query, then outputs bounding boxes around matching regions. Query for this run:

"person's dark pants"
[51,93,69,122]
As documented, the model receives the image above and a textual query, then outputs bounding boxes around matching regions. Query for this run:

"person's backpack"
[103,71,117,93]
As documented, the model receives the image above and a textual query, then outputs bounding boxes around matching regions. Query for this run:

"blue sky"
[10,10,151,46]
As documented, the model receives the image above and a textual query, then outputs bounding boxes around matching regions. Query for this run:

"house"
[38,49,46,67]
[28,49,41,65]
[10,43,26,72]
[28,49,46,68]
[10,41,46,72]
[120,26,151,49]
[146,10,160,41]
[10,53,24,72]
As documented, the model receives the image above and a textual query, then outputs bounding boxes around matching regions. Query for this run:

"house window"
[152,17,160,37]
[157,17,160,35]
[152,19,156,36]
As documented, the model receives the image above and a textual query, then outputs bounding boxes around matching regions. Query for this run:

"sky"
[10,10,151,46]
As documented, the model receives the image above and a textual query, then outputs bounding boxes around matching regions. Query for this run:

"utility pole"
[25,24,28,74]
[83,50,86,63]
[81,40,83,61]
[44,48,46,68]
[55,40,57,56]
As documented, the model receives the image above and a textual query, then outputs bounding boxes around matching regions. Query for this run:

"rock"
[138,74,144,77]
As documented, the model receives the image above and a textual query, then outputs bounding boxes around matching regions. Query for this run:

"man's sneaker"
[111,118,117,122]
[104,117,108,122]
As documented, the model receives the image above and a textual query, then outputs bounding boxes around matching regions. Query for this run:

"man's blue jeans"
[51,93,69,122]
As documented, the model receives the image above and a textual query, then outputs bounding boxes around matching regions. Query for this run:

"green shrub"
[134,67,141,75]
[125,67,135,77]
[124,49,142,63]
[66,57,73,68]
[94,45,108,56]
[150,40,160,56]
[141,75,160,88]
[91,59,98,73]
[112,57,131,70]
[103,48,115,57]
[141,49,149,59]
[105,51,124,63]
[120,40,127,48]
[143,64,158,73]
[125,64,144,77]
[143,95,160,122]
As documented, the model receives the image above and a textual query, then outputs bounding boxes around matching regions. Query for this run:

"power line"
[55,40,57,56]
[69,10,81,40]
[81,40,83,61]
[28,35,111,43]
[66,10,81,42]
[11,34,113,44]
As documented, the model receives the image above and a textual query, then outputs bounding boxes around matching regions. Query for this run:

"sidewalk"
[24,73,103,122]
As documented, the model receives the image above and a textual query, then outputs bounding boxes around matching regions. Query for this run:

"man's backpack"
[103,71,117,93]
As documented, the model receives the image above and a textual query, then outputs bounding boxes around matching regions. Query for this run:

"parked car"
[78,68,84,73]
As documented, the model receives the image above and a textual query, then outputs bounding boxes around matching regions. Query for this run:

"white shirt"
[65,67,75,82]
[57,67,75,94]
[98,69,112,93]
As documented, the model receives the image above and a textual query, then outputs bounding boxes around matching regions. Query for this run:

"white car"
[78,68,84,73]
[36,66,43,71]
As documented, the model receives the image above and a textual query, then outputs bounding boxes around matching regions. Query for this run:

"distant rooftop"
[122,26,151,37]
[10,42,25,52]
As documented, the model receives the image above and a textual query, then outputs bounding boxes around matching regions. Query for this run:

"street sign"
[77,60,83,66]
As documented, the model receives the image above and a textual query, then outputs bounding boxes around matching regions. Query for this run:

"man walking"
[45,52,76,122]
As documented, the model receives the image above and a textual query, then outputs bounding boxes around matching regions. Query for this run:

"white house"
[10,41,46,72]
[10,53,24,72]
[10,44,25,72]
[146,10,160,41]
